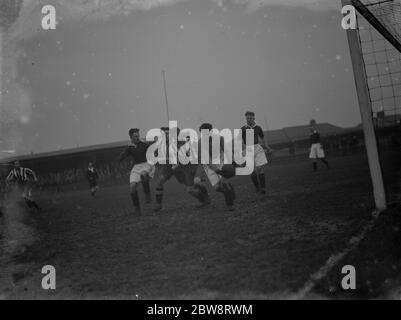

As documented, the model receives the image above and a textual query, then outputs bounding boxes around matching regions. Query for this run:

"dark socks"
[258,173,266,191]
[251,172,260,190]
[142,180,150,195]
[142,180,151,203]
[197,184,209,202]
[130,191,140,208]
[155,187,163,205]
[313,162,317,171]
[216,182,235,207]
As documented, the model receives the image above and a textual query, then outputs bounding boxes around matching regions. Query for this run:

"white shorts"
[130,162,155,184]
[245,144,268,168]
[309,143,325,159]
[203,164,223,187]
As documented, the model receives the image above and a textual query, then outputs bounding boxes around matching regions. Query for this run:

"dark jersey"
[119,141,151,165]
[310,131,321,144]
[86,168,98,182]
[241,125,264,145]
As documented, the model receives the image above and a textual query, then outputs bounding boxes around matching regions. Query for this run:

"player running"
[119,128,155,216]
[153,127,210,213]
[241,111,271,195]
[309,126,329,171]
[198,123,236,211]
[5,160,41,211]
[86,162,99,196]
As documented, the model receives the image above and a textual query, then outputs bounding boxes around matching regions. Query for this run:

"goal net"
[353,0,401,128]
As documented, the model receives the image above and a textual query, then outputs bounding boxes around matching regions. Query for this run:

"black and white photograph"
[1,0,401,303]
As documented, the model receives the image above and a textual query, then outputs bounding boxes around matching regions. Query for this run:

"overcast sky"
[0,0,362,155]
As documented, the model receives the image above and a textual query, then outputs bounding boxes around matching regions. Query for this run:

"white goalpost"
[342,0,393,211]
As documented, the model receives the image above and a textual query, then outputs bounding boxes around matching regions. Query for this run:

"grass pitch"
[1,149,400,299]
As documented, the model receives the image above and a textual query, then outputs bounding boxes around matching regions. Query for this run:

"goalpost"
[341,0,401,211]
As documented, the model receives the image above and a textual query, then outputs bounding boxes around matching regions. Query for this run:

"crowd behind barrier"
[0,160,134,194]
[34,161,134,192]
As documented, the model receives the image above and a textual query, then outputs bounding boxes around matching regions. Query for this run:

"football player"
[119,128,155,216]
[6,160,41,211]
[241,111,272,195]
[198,123,236,211]
[153,126,210,213]
[309,126,329,171]
[86,162,99,196]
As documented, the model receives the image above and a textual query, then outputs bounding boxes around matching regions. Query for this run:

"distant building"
[263,129,288,145]
[263,123,345,145]
[282,123,345,141]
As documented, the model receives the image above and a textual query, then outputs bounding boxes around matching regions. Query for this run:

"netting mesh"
[357,0,401,127]
[360,0,401,44]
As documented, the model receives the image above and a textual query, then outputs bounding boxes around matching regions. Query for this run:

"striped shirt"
[6,167,38,183]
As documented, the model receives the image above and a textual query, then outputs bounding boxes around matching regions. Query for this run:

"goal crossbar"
[352,0,401,53]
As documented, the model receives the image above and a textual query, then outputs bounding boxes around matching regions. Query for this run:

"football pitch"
[1,149,400,299]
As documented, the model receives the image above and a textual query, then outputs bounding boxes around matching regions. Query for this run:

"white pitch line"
[294,211,380,299]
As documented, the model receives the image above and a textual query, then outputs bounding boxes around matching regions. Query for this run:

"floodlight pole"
[0,28,3,117]
[263,113,270,146]
[342,0,387,211]
[162,70,170,123]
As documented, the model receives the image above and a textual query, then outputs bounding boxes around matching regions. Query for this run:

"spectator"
[86,162,99,196]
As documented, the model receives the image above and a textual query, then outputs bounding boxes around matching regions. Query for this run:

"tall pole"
[342,0,386,211]
[263,113,270,146]
[0,27,3,122]
[1,0,23,158]
[162,70,170,123]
